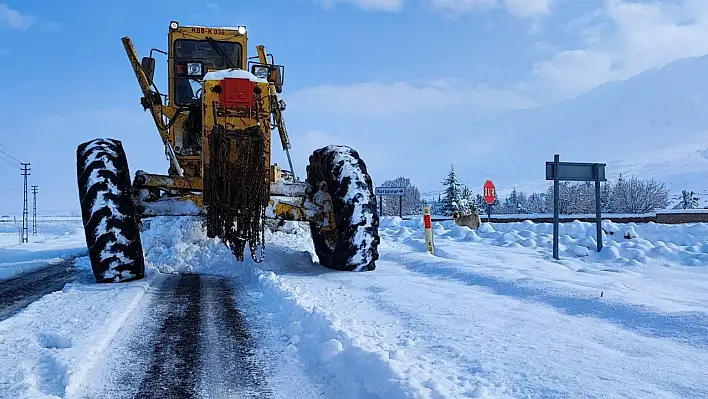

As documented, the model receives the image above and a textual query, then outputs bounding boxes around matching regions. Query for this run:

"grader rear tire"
[306,145,380,271]
[76,138,145,283]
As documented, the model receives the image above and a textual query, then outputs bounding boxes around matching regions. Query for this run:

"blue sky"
[1,0,707,214]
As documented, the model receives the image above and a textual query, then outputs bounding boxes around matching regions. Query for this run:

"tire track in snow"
[82,274,273,398]
[135,274,203,398]
[195,276,272,398]
[0,259,82,321]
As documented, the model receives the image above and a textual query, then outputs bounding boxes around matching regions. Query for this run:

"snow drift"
[382,216,708,267]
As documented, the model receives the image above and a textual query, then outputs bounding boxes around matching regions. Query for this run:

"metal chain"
[206,124,268,263]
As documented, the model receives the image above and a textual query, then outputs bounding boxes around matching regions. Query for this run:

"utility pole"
[31,185,38,236]
[21,163,30,243]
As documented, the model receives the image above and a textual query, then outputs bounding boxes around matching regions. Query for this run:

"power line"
[0,152,18,168]
[0,142,26,163]
[0,147,22,164]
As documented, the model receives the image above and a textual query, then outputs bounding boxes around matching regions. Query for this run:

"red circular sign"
[483,180,496,205]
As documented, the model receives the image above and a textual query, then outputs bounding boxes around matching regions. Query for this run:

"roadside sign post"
[399,195,402,219]
[545,154,607,260]
[552,155,560,260]
[483,180,496,223]
[423,206,435,255]
[375,186,406,218]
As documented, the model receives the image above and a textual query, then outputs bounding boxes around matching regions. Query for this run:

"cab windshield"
[173,39,243,105]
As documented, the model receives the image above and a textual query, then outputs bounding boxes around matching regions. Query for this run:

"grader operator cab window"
[173,39,243,105]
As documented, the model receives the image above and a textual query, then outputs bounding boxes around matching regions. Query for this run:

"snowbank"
[382,216,708,267]
[0,260,154,398]
[0,219,87,280]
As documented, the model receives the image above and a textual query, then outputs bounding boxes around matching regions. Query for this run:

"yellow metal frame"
[122,22,333,228]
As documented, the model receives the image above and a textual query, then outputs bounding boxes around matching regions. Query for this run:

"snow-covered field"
[0,218,86,280]
[1,215,707,398]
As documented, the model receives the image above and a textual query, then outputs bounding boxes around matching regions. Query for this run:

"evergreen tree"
[680,190,700,209]
[504,188,520,214]
[517,192,528,214]
[600,182,612,212]
[474,194,488,215]
[440,164,465,215]
[460,185,479,214]
[527,192,544,214]
[430,193,443,215]
[610,173,626,213]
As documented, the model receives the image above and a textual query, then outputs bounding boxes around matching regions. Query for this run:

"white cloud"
[426,0,550,18]
[427,0,496,14]
[314,0,404,12]
[288,80,537,117]
[526,0,708,101]
[503,0,550,18]
[314,0,551,16]
[0,4,33,30]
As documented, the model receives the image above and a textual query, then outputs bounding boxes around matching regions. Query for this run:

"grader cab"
[76,21,380,283]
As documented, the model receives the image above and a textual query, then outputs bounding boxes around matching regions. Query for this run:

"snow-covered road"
[79,274,273,398]
[1,216,707,398]
[0,259,80,321]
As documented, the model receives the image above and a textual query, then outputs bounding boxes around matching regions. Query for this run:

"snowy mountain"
[448,54,708,203]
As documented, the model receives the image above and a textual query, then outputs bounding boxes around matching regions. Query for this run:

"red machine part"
[220,78,253,107]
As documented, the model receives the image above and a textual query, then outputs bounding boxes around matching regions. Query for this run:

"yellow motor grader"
[76,21,379,283]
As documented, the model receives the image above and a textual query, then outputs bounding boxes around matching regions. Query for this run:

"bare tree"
[380,177,423,216]
[612,176,670,213]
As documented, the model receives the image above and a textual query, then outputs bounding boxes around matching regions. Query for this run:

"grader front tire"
[76,138,145,283]
[306,145,380,271]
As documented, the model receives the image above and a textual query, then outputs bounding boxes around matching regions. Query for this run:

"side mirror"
[251,64,285,93]
[141,57,156,82]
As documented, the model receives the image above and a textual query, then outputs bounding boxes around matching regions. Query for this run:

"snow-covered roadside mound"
[0,258,154,398]
[383,217,708,267]
[0,219,87,280]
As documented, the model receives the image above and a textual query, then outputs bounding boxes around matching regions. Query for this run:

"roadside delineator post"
[423,206,435,255]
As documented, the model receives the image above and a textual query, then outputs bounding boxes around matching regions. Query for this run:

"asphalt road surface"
[0,260,80,321]
[82,274,273,399]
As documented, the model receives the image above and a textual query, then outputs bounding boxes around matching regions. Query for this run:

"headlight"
[254,66,268,78]
[238,26,247,35]
[187,62,203,76]
[170,21,179,30]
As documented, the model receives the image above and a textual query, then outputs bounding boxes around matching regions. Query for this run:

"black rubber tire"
[306,145,380,271]
[76,138,145,283]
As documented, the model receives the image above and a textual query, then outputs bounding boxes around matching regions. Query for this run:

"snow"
[248,219,708,398]
[0,259,153,398]
[203,68,268,83]
[387,216,708,267]
[2,214,708,398]
[327,145,377,269]
[0,218,86,281]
